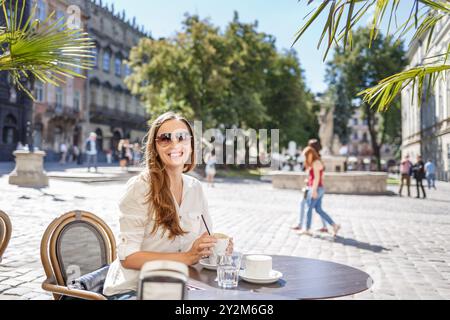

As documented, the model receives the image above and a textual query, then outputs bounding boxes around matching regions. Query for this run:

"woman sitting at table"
[103,112,229,299]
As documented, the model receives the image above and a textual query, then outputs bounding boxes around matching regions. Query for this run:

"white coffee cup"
[208,233,229,265]
[244,255,272,278]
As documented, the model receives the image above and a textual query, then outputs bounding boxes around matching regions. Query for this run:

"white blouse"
[103,171,213,296]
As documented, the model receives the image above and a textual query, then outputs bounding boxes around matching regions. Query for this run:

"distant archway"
[95,128,103,151]
[2,114,18,145]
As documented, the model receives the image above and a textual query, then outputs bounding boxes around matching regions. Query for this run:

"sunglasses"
[155,132,192,146]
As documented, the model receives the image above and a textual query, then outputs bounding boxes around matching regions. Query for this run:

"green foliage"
[0,0,94,97]
[294,0,450,111]
[126,12,317,147]
[326,27,407,167]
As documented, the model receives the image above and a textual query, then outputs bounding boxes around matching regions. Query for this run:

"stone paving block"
[2,287,32,296]
[0,279,25,287]
[1,176,450,300]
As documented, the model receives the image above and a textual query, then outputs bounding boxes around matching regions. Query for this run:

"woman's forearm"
[120,251,194,270]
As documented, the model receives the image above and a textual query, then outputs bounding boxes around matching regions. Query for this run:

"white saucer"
[199,259,218,270]
[239,270,283,284]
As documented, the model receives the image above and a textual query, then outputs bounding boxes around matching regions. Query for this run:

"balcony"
[46,104,81,120]
[89,104,147,129]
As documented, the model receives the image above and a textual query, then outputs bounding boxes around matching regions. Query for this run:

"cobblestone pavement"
[0,172,449,300]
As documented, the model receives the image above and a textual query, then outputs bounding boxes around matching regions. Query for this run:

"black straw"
[201,215,211,235]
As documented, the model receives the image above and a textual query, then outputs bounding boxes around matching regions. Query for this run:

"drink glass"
[217,252,242,289]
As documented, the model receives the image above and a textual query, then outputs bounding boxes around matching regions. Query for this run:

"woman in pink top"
[302,140,340,237]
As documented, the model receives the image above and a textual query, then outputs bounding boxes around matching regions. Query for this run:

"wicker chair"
[40,210,116,300]
[0,210,12,263]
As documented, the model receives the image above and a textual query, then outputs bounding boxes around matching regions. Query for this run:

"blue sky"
[109,0,414,94]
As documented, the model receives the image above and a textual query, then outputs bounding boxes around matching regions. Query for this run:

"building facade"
[401,15,450,181]
[346,108,396,170]
[0,0,34,161]
[29,0,150,162]
[31,0,88,161]
[75,0,150,161]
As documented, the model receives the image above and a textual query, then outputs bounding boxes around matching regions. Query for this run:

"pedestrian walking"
[132,143,142,166]
[59,142,68,164]
[412,155,426,199]
[425,159,437,190]
[73,145,80,164]
[205,150,217,187]
[85,132,98,173]
[118,139,129,171]
[299,139,340,237]
[398,155,413,197]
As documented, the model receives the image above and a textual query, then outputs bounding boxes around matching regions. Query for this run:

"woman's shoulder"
[122,171,150,197]
[118,171,151,215]
[183,173,203,190]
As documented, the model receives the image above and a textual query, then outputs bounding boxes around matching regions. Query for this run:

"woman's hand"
[312,189,318,200]
[185,232,217,265]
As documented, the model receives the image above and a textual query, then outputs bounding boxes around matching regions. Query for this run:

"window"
[447,76,450,118]
[103,50,111,72]
[115,56,122,76]
[103,92,109,107]
[353,118,358,125]
[56,87,64,110]
[362,132,368,143]
[124,64,131,76]
[73,91,81,111]
[35,81,44,102]
[36,0,46,21]
[353,132,358,140]
[115,95,121,110]
[93,46,99,68]
[2,114,17,144]
[438,80,444,121]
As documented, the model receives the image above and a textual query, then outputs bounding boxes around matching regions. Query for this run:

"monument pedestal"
[9,150,49,188]
[268,171,388,194]
[322,155,347,172]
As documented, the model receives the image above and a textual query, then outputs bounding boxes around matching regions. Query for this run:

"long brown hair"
[144,112,196,239]
[303,139,322,170]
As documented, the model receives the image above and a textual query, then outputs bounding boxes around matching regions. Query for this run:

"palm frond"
[294,0,450,60]
[0,0,95,98]
[294,0,450,111]
[359,64,450,111]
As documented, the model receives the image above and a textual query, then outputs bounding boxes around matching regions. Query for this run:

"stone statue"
[318,105,334,156]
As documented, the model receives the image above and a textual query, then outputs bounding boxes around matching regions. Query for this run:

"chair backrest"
[0,210,12,263]
[40,211,116,296]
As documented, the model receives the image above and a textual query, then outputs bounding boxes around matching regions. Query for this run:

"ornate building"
[401,15,450,181]
[29,0,150,162]
[347,108,396,169]
[0,0,34,161]
[72,0,150,161]
[31,0,88,161]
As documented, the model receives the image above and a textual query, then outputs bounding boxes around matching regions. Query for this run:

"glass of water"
[217,252,242,289]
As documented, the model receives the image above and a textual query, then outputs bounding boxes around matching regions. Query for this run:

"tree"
[126,14,231,126]
[263,49,318,147]
[293,0,450,112]
[127,13,317,147]
[326,27,407,169]
[1,0,93,96]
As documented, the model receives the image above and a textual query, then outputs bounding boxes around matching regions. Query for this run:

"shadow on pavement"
[331,236,390,253]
